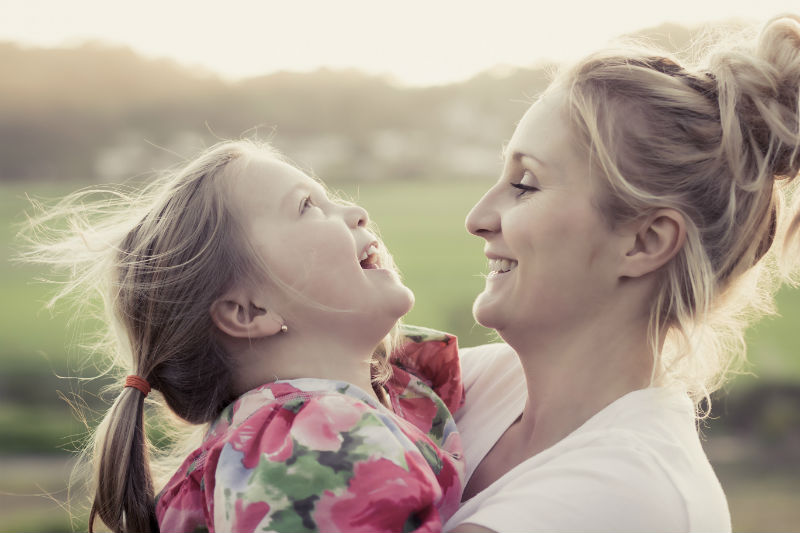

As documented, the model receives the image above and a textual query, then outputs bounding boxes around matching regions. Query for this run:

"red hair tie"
[124,375,151,397]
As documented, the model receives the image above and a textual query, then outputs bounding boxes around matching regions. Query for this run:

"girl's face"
[230,153,414,332]
[465,89,627,338]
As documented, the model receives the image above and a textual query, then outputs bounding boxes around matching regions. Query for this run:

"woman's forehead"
[506,90,572,165]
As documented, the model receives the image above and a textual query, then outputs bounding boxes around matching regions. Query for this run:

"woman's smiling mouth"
[488,258,518,277]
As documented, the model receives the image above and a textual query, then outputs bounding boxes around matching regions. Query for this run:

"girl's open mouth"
[359,243,380,269]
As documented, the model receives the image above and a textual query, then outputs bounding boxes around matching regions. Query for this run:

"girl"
[448,14,800,532]
[22,141,464,532]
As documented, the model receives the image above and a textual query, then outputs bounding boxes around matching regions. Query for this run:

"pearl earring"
[280,324,288,333]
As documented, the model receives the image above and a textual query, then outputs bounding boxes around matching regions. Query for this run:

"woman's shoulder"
[446,387,731,532]
[457,342,520,392]
[447,431,692,532]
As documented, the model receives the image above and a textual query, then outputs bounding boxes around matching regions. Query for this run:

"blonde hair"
[19,139,400,532]
[554,15,800,406]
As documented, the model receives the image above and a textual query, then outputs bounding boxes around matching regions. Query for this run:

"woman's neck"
[503,314,653,458]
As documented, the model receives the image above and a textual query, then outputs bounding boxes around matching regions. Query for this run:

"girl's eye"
[510,170,539,196]
[300,195,317,214]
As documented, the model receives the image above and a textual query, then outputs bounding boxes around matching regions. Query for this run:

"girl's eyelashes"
[300,195,317,214]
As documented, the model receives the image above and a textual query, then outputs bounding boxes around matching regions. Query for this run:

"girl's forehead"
[228,155,312,214]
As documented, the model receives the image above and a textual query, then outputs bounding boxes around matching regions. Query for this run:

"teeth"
[359,244,380,263]
[489,258,518,273]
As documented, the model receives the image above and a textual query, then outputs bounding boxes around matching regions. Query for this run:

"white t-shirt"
[445,343,731,533]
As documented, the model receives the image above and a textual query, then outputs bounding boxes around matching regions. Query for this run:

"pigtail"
[89,387,157,533]
[16,141,256,532]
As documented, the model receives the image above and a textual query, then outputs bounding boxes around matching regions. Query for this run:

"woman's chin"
[472,293,506,330]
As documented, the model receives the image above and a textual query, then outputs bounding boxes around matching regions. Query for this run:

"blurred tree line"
[0,41,547,183]
[0,22,713,184]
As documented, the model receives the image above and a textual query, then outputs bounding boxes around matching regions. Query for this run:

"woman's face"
[466,89,626,337]
[229,153,414,330]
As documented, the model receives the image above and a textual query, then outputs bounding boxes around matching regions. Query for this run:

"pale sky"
[3,0,798,86]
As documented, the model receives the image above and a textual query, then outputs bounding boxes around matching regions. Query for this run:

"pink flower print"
[395,337,462,413]
[291,396,367,452]
[231,499,271,533]
[396,395,439,434]
[313,452,440,533]
[229,404,295,468]
[269,382,306,398]
[157,486,206,533]
[432,438,463,517]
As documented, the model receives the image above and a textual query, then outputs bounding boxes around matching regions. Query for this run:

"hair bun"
[761,15,800,48]
[707,14,800,181]
[754,15,800,179]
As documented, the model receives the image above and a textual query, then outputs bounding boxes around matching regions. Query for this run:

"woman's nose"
[465,189,500,238]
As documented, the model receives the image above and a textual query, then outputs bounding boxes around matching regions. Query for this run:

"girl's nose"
[344,203,368,228]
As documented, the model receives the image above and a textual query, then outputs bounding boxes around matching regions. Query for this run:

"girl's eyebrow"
[280,184,305,210]
[280,183,316,216]
[280,180,330,213]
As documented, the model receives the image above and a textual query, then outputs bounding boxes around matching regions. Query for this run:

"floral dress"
[156,325,464,533]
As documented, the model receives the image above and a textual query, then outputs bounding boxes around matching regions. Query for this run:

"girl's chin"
[390,286,415,318]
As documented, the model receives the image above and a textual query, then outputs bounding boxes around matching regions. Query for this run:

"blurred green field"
[2,179,800,532]
[4,179,800,384]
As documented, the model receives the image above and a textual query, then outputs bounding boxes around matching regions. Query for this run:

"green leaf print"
[346,414,409,468]
[250,447,349,504]
[414,440,443,475]
[428,402,452,442]
[402,512,423,533]
[281,396,307,414]
[268,495,319,533]
[317,430,369,473]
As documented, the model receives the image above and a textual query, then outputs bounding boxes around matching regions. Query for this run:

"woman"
[446,15,800,532]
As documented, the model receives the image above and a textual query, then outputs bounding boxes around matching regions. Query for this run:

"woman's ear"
[620,208,686,279]
[210,287,285,339]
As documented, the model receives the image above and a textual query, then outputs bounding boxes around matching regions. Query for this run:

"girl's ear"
[620,208,686,278]
[210,287,285,339]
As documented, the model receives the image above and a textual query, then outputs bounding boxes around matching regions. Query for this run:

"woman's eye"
[510,170,539,196]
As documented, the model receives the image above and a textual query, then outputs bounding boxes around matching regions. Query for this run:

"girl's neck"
[230,328,387,406]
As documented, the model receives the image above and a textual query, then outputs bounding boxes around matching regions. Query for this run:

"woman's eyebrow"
[503,148,547,169]
[520,154,546,169]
